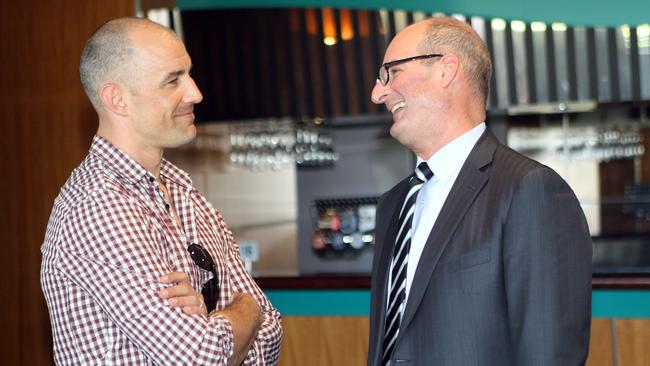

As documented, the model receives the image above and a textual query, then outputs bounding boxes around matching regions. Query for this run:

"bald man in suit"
[367,17,592,365]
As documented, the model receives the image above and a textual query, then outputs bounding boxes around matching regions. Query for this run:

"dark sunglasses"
[187,243,218,312]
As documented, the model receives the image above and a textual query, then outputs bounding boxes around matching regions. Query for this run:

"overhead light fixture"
[552,23,567,32]
[323,37,337,46]
[491,18,506,31]
[511,20,526,32]
[531,22,547,32]
[637,24,650,37]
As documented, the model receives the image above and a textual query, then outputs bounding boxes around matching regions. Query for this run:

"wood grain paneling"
[616,319,650,366]
[0,1,133,364]
[279,317,650,366]
[279,316,369,366]
[586,318,615,366]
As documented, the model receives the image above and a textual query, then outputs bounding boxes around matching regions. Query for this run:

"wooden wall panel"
[616,319,650,366]
[279,316,369,366]
[0,1,134,364]
[586,318,615,366]
[280,317,650,366]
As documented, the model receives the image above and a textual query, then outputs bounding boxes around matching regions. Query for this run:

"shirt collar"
[418,122,486,183]
[160,157,194,189]
[89,135,193,189]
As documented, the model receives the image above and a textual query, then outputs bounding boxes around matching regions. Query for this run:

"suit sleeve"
[503,167,592,366]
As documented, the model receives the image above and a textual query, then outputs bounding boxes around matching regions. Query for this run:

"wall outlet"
[238,240,260,262]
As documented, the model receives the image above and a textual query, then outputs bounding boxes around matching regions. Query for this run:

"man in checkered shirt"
[40,17,282,365]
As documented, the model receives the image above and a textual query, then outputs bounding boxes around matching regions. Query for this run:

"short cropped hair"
[79,17,176,110]
[418,17,492,104]
[79,18,139,109]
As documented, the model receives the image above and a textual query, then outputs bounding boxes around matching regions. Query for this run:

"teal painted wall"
[266,289,650,317]
[266,290,371,316]
[177,0,650,27]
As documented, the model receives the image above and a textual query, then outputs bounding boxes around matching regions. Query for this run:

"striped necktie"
[382,161,433,365]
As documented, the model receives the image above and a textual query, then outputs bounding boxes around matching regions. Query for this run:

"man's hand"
[215,293,263,366]
[159,272,207,316]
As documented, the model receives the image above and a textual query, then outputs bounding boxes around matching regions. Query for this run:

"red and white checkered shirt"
[41,135,282,365]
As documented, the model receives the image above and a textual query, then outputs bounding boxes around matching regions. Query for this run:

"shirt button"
[165,203,170,210]
[149,177,155,183]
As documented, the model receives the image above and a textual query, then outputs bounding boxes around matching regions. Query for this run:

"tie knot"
[414,162,433,182]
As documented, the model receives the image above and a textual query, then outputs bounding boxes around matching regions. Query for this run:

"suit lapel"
[398,131,497,334]
[375,182,409,302]
[370,177,410,366]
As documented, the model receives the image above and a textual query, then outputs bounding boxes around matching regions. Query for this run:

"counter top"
[254,274,650,289]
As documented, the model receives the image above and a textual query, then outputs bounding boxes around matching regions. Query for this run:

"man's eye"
[168,78,178,85]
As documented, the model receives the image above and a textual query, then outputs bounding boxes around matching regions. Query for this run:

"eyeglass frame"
[187,243,219,312]
[377,53,444,86]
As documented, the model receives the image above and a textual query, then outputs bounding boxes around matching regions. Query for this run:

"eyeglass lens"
[378,54,443,86]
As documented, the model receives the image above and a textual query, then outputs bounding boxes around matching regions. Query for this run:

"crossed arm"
[160,272,264,366]
[55,192,282,365]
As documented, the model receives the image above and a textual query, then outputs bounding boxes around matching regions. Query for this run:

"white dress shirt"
[405,123,486,299]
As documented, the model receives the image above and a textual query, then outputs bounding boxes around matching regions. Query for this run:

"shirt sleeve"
[56,190,239,365]
[214,209,284,365]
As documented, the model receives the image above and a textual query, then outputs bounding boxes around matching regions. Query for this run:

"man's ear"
[439,54,459,88]
[98,83,129,117]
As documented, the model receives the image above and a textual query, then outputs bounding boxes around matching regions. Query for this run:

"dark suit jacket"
[368,131,592,366]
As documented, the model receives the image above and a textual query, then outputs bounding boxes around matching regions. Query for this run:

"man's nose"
[186,77,203,104]
[371,80,389,104]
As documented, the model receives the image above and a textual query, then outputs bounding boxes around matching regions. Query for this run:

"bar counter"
[255,274,650,317]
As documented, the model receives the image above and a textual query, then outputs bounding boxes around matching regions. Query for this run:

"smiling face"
[123,26,203,151]
[371,17,492,159]
[371,22,445,156]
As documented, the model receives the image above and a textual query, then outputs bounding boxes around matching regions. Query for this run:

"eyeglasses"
[377,53,443,86]
[187,243,218,312]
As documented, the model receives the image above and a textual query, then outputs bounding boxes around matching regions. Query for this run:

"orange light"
[305,8,317,35]
[340,9,354,40]
[357,10,369,37]
[322,8,337,40]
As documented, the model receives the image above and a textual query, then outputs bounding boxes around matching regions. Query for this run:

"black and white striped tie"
[382,162,433,365]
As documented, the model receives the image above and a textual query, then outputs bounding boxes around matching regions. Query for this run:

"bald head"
[416,17,492,104]
[80,17,179,110]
